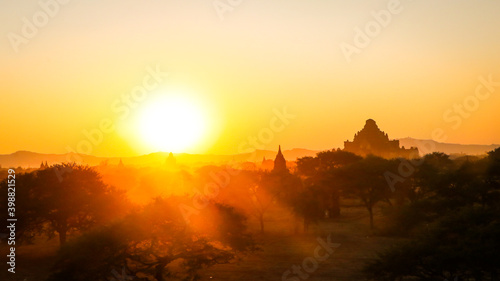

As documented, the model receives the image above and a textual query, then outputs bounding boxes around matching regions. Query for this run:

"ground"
[0,205,401,281]
[201,205,401,281]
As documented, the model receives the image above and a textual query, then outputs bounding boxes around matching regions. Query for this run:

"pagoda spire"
[273,145,287,173]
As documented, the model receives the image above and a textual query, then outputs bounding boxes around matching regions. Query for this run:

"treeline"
[364,149,500,281]
[295,148,500,280]
[1,147,498,280]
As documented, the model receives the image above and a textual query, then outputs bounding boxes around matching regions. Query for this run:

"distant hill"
[0,148,319,168]
[398,138,499,156]
[1,140,497,168]
[0,151,102,168]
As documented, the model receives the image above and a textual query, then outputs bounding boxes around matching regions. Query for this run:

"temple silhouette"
[273,145,288,173]
[165,152,176,168]
[344,119,418,159]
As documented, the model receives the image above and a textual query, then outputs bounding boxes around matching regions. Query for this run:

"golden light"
[136,94,207,153]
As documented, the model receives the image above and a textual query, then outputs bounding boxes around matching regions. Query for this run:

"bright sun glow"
[137,95,207,153]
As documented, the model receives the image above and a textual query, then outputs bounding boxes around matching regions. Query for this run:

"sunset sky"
[1,0,499,157]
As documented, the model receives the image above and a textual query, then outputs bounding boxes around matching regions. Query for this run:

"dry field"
[201,206,400,281]
[0,205,401,281]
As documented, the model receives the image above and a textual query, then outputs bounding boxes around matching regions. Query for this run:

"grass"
[0,206,400,281]
[200,206,401,280]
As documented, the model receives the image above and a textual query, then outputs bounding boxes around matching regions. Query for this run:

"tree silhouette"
[289,185,324,232]
[246,172,284,234]
[47,197,256,281]
[365,206,500,281]
[336,155,391,229]
[366,149,500,280]
[0,171,43,244]
[0,163,127,246]
[297,149,362,218]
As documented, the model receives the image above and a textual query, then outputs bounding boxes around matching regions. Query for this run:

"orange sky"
[1,0,499,156]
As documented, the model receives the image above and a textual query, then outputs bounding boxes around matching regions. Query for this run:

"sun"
[137,95,207,153]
